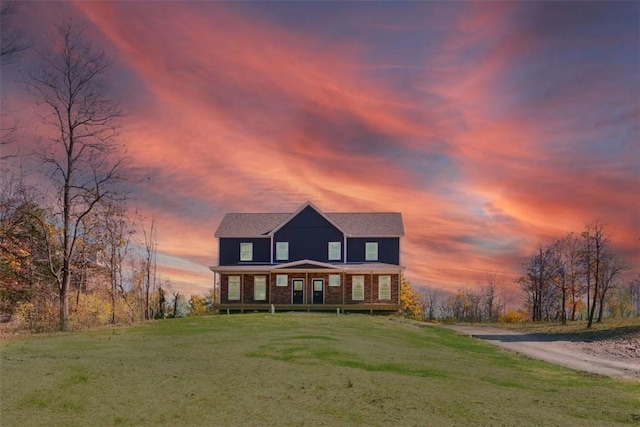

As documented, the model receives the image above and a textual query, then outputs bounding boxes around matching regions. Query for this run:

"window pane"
[240,243,253,261]
[228,276,240,300]
[329,274,340,287]
[378,275,391,300]
[352,276,364,301]
[276,274,288,287]
[365,242,378,261]
[254,276,266,301]
[276,242,288,261]
[328,242,341,260]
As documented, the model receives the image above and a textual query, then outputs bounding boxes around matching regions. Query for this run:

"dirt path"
[444,325,640,381]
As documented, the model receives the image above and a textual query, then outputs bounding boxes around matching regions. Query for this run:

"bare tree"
[1,1,29,158]
[559,233,584,321]
[582,220,608,328]
[418,286,441,321]
[596,249,627,322]
[141,217,157,320]
[518,244,558,322]
[478,272,506,323]
[1,0,28,64]
[631,275,640,317]
[26,20,125,331]
[97,201,132,324]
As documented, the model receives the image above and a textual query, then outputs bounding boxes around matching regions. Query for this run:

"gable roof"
[214,213,289,237]
[267,201,347,236]
[214,202,404,238]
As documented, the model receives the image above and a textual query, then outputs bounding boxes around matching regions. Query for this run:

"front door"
[312,279,324,304]
[292,279,304,304]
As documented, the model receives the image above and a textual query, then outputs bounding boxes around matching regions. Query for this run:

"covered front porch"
[213,302,401,315]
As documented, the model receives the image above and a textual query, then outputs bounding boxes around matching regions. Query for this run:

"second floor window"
[328,242,341,260]
[240,242,253,261]
[365,242,378,261]
[276,242,289,260]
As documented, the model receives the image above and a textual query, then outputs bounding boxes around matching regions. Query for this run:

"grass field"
[1,313,639,426]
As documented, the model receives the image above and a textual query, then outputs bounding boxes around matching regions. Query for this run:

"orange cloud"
[46,1,638,297]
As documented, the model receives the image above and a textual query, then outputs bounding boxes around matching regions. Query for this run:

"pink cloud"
[39,1,636,296]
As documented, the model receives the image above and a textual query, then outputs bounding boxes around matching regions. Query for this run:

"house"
[210,201,404,313]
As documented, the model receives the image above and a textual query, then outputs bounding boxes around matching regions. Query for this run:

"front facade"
[210,202,404,313]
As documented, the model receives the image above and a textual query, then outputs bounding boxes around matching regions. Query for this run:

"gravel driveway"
[443,325,640,381]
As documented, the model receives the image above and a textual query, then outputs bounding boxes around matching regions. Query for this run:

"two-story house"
[210,201,404,313]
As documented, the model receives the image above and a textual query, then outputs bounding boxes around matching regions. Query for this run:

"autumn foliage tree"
[0,182,53,317]
[400,276,423,320]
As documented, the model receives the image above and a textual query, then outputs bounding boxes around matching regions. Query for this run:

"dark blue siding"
[347,238,400,264]
[219,238,271,265]
[274,206,344,262]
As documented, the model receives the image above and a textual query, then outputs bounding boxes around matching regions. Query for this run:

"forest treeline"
[402,220,638,327]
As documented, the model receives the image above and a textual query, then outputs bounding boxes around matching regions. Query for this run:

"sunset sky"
[2,1,638,299]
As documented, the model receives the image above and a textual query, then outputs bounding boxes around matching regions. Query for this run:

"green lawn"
[1,313,638,426]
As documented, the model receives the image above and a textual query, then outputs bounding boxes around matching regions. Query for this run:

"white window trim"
[228,276,240,301]
[275,242,289,261]
[240,242,253,261]
[378,275,391,301]
[328,242,341,261]
[329,274,341,287]
[276,274,288,287]
[254,276,266,301]
[365,242,378,261]
[352,276,364,301]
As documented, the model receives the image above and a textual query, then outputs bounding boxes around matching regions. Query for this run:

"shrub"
[498,309,529,323]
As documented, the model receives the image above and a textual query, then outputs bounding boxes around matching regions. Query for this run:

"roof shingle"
[214,205,404,238]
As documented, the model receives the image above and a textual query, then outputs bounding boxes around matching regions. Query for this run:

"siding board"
[274,206,344,263]
[347,238,400,264]
[219,238,271,265]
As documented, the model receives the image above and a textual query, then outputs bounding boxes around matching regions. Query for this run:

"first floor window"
[329,274,341,287]
[378,275,391,300]
[352,276,364,301]
[228,276,240,301]
[276,242,289,261]
[276,274,288,287]
[240,242,253,261]
[365,242,378,261]
[328,242,341,261]
[254,276,266,301]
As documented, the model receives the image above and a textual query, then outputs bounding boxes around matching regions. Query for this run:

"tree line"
[518,220,636,327]
[400,273,511,323]
[402,237,637,325]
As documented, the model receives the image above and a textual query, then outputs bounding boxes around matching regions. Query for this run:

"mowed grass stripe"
[1,313,638,426]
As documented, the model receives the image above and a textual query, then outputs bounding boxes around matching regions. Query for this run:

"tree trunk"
[561,286,567,325]
[587,282,598,328]
[597,295,606,323]
[60,270,70,331]
[110,247,117,325]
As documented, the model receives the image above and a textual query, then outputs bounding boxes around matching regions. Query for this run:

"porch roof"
[210,261,404,274]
